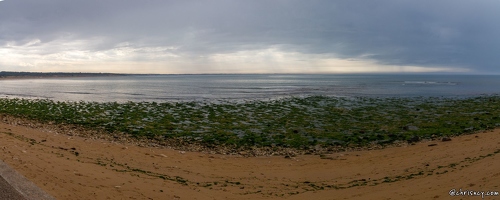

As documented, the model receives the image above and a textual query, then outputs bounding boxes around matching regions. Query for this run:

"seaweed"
[1,95,500,149]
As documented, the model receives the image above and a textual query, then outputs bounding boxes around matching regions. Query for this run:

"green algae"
[1,95,500,149]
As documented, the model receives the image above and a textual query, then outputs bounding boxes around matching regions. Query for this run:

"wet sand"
[0,119,499,199]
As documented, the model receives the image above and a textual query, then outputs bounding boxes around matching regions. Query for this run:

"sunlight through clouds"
[1,0,499,74]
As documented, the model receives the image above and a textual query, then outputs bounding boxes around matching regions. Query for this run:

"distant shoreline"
[2,71,499,78]
[0,71,127,80]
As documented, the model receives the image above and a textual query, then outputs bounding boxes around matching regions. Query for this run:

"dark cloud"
[1,0,499,73]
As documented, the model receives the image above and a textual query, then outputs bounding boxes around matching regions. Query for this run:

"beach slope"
[0,119,498,199]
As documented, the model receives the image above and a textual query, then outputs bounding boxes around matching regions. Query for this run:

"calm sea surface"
[1,74,499,102]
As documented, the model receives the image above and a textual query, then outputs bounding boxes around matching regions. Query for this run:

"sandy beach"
[0,116,499,200]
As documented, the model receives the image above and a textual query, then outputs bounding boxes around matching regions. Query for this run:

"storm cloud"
[1,0,499,74]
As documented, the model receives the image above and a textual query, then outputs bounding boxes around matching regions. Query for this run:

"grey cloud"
[1,0,500,73]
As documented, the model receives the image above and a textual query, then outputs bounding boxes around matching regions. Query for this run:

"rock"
[441,137,452,142]
[464,127,474,132]
[403,126,419,131]
[428,144,438,147]
[407,136,420,143]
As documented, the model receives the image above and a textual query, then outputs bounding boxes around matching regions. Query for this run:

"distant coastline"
[0,71,127,80]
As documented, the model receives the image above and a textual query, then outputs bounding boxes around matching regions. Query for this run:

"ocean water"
[1,74,499,102]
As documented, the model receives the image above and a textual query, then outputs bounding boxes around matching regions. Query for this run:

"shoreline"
[0,71,132,81]
[0,74,126,81]
[0,114,401,156]
[0,117,499,199]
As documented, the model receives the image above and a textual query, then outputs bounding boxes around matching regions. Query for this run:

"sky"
[1,0,499,74]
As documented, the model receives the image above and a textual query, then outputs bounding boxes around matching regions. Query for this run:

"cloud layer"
[1,0,499,74]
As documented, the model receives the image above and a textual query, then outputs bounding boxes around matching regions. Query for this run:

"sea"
[1,74,500,102]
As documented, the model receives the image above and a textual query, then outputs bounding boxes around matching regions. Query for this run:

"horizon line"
[2,71,499,76]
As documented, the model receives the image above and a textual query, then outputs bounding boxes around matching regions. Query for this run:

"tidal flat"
[1,95,499,153]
